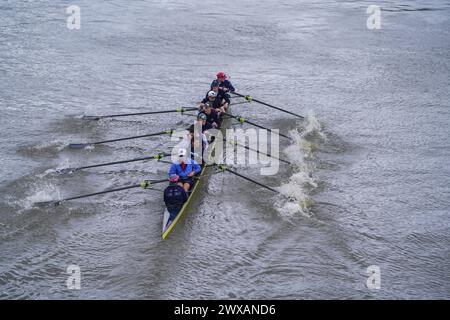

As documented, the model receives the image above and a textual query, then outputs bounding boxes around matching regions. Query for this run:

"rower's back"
[163,183,188,219]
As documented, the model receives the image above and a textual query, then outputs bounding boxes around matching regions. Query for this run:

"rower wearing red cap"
[209,72,235,113]
[211,72,235,95]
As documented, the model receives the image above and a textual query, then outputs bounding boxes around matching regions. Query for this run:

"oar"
[217,165,279,193]
[58,152,171,174]
[222,137,291,165]
[228,100,252,106]
[82,107,198,120]
[216,165,297,202]
[161,139,291,165]
[231,92,304,119]
[34,178,168,207]
[223,112,292,141]
[68,129,175,149]
[179,100,250,119]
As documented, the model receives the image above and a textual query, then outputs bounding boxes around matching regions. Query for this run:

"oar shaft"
[223,167,279,194]
[229,100,252,106]
[86,108,198,120]
[241,118,292,141]
[50,178,168,204]
[68,153,170,171]
[224,112,292,141]
[223,137,291,165]
[232,92,304,119]
[60,184,141,202]
[91,130,170,145]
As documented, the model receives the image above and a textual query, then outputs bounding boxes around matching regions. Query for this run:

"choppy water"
[1,0,449,299]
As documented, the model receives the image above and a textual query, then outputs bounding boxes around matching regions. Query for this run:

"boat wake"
[1,179,62,214]
[40,158,74,176]
[16,139,67,157]
[274,111,325,219]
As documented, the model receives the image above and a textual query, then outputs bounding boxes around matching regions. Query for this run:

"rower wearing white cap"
[199,90,227,115]
[168,148,202,192]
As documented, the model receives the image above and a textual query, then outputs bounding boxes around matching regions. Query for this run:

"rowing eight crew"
[163,72,235,219]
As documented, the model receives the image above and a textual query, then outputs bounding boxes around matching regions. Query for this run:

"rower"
[188,124,208,162]
[163,174,188,221]
[201,104,220,129]
[168,148,202,192]
[211,84,230,112]
[200,90,227,115]
[211,71,235,96]
[196,112,213,132]
[179,122,208,155]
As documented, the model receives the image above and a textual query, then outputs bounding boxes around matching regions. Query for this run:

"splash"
[274,196,315,219]
[275,172,317,218]
[303,110,326,140]
[21,182,62,211]
[273,111,324,218]
[39,158,74,177]
[84,144,95,151]
[17,139,67,156]
[34,139,66,152]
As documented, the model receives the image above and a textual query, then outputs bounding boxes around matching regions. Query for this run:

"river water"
[0,0,449,299]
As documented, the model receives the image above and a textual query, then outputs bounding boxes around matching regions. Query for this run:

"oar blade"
[56,168,75,174]
[82,115,101,121]
[68,143,89,149]
[34,200,61,208]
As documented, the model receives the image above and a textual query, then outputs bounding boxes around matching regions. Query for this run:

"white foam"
[22,182,62,211]
[272,111,324,218]
[39,158,73,177]
[302,110,327,141]
[32,139,67,152]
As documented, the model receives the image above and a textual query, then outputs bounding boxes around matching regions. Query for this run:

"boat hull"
[161,107,231,239]
[161,165,207,239]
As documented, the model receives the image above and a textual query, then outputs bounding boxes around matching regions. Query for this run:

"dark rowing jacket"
[164,183,188,215]
[201,92,229,107]
[202,109,220,128]
[202,122,213,132]
[211,79,235,93]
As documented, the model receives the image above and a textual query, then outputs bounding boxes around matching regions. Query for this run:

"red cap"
[216,72,226,79]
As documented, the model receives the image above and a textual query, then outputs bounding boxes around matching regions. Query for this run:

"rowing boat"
[161,107,231,239]
[35,90,300,233]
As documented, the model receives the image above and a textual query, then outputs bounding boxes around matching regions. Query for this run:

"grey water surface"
[0,0,449,299]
